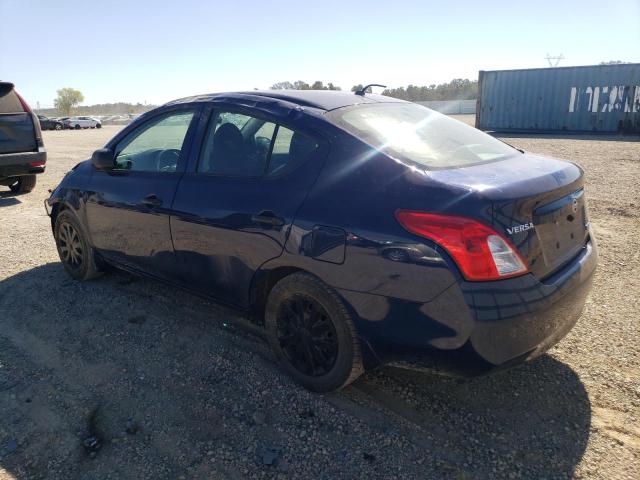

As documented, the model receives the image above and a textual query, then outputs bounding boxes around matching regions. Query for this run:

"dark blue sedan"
[46,90,597,391]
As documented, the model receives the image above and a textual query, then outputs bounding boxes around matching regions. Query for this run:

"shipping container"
[476,64,640,134]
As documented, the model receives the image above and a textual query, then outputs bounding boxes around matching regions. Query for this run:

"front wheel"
[265,273,363,392]
[96,123,102,129]
[54,123,62,130]
[74,124,81,130]
[54,210,102,280]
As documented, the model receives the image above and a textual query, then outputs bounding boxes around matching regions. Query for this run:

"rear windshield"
[0,85,23,113]
[325,103,517,169]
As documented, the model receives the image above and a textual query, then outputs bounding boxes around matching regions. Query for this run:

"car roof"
[165,90,406,112]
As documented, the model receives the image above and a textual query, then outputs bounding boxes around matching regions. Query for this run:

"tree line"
[271,80,342,91]
[271,79,478,101]
[38,87,156,117]
[381,79,478,101]
[41,77,480,117]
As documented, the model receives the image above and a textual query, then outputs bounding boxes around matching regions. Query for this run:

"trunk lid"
[426,153,590,279]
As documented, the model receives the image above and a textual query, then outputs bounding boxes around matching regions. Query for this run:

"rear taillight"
[28,161,46,168]
[395,210,529,281]
[14,90,33,113]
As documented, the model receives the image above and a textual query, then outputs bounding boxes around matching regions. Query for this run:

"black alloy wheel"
[265,272,363,392]
[275,294,339,377]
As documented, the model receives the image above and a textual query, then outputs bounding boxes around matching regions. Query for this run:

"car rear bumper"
[340,238,597,376]
[0,150,47,179]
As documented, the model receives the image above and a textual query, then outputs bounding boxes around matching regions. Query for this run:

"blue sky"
[1,0,639,107]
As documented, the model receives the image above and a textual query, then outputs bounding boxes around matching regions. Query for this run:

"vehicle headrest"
[213,122,243,151]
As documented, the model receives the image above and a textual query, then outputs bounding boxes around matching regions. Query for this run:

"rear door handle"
[251,210,284,227]
[141,194,162,207]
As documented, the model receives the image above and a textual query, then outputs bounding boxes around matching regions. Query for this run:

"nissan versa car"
[46,90,597,392]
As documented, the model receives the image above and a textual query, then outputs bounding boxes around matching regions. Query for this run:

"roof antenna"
[355,84,387,96]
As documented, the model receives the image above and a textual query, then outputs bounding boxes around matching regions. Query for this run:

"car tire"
[265,272,363,392]
[8,175,36,193]
[55,124,62,130]
[54,210,102,281]
[96,123,102,129]
[74,124,81,130]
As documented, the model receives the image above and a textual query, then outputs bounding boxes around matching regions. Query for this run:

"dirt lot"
[1,123,638,479]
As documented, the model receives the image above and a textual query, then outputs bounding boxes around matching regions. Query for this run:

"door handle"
[251,210,284,227]
[141,194,162,207]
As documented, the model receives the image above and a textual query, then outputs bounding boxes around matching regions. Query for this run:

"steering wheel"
[156,149,180,172]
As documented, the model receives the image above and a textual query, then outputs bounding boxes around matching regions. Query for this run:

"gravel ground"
[0,123,638,479]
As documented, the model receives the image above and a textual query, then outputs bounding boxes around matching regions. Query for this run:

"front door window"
[114,111,195,172]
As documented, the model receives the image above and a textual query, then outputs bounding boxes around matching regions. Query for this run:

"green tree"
[293,80,311,90]
[271,81,295,90]
[54,87,84,116]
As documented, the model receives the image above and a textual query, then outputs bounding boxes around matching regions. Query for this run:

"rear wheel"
[265,273,363,392]
[8,175,36,193]
[55,123,62,130]
[74,124,81,130]
[54,210,102,280]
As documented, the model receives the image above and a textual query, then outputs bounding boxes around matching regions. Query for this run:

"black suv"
[0,82,46,193]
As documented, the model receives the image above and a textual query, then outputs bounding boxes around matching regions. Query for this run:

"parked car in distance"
[37,114,64,130]
[0,81,46,193]
[64,116,101,129]
[46,90,597,392]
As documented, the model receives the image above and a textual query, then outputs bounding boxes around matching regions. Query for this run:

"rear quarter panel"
[271,130,462,304]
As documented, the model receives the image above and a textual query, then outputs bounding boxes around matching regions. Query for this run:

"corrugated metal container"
[476,64,640,133]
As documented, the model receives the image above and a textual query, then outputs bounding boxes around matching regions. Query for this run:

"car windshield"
[325,103,518,169]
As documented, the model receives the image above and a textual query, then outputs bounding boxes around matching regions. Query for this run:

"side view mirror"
[91,148,115,170]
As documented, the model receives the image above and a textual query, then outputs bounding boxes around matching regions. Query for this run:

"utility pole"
[545,53,565,67]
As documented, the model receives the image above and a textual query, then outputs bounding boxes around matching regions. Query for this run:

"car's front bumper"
[339,238,597,376]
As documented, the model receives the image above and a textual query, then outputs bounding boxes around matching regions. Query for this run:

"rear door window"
[267,126,318,177]
[198,110,319,177]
